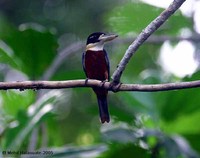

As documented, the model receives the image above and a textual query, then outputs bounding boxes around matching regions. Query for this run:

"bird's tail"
[97,95,110,123]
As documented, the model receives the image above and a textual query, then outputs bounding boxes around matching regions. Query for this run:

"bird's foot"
[100,80,108,88]
[85,78,89,85]
[109,81,122,92]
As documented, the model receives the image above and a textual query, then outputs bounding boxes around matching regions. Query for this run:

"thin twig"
[111,0,186,83]
[1,79,200,92]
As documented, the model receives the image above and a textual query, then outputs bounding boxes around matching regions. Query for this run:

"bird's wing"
[82,51,87,77]
[103,49,110,81]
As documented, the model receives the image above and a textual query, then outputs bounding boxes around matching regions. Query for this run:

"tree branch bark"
[111,0,186,83]
[1,79,200,92]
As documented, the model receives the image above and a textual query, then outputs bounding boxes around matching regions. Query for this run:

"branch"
[1,79,200,92]
[111,0,186,83]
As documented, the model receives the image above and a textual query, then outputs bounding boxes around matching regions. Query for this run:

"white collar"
[86,42,104,51]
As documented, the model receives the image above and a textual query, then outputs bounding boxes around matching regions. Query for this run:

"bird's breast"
[84,50,108,81]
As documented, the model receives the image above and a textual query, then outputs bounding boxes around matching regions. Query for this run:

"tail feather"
[97,96,110,123]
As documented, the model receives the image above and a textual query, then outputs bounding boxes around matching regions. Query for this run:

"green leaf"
[106,2,162,35]
[0,14,16,40]
[1,23,58,79]
[158,71,200,122]
[184,134,200,153]
[0,40,21,69]
[0,90,35,116]
[100,143,150,158]
[102,128,137,143]
[15,25,57,79]
[106,2,191,35]
[171,135,199,158]
[154,71,200,135]
[3,90,64,150]
[161,108,200,134]
[47,145,107,158]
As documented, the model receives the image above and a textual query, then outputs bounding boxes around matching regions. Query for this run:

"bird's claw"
[85,78,89,85]
[100,80,108,88]
[109,81,122,92]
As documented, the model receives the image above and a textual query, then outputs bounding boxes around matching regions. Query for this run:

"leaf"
[157,71,200,125]
[134,129,199,158]
[106,2,191,35]
[0,90,35,116]
[0,14,15,40]
[0,40,21,69]
[172,135,199,158]
[102,128,137,143]
[3,90,64,150]
[1,23,58,79]
[184,134,200,153]
[100,143,150,158]
[47,145,107,158]
[106,2,162,35]
[161,110,200,134]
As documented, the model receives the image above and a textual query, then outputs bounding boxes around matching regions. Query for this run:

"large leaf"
[0,14,16,40]
[101,127,199,158]
[0,40,21,69]
[46,145,107,158]
[106,2,191,35]
[100,143,150,158]
[106,2,162,35]
[2,90,64,150]
[157,71,200,121]
[1,23,58,79]
[0,90,35,116]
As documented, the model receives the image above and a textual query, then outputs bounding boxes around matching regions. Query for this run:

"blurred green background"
[0,0,200,157]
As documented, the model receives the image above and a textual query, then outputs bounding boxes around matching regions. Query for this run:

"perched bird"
[82,32,118,123]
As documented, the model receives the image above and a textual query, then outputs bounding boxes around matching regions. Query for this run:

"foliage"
[0,0,200,158]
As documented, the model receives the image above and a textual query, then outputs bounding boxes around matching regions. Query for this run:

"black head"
[86,32,105,45]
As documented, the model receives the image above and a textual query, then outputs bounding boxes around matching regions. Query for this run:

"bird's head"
[86,32,118,51]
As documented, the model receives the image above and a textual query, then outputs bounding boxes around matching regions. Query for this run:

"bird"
[82,32,118,123]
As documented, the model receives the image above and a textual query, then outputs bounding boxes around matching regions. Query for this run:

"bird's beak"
[98,34,118,42]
